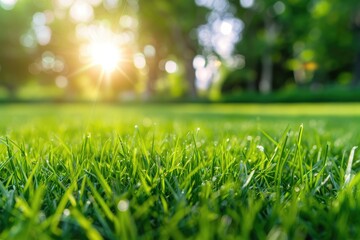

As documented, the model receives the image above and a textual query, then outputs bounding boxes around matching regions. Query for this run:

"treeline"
[0,0,359,100]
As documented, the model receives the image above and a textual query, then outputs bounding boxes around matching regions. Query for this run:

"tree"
[0,2,41,98]
[226,0,358,94]
[347,1,360,85]
[304,0,355,86]
[227,0,309,93]
[137,0,209,98]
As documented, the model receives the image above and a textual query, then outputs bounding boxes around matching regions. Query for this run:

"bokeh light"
[274,1,286,15]
[240,0,254,8]
[70,0,94,22]
[193,55,206,69]
[55,75,68,88]
[144,45,156,58]
[165,60,178,74]
[133,53,146,69]
[0,0,17,10]
[55,0,74,8]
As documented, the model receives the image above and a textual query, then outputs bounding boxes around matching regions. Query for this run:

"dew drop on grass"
[221,215,232,226]
[256,145,264,152]
[117,200,129,212]
[221,200,228,207]
[39,211,46,221]
[63,209,70,217]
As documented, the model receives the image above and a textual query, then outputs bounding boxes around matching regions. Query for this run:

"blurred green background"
[1,0,360,102]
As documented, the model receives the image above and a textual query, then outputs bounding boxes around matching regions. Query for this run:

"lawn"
[1,103,360,239]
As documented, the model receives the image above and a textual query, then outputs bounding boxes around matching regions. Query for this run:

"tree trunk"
[145,40,161,97]
[258,15,277,93]
[146,56,159,96]
[353,30,360,85]
[353,53,360,85]
[5,83,17,100]
[350,9,360,86]
[259,54,273,93]
[171,25,197,98]
[184,55,197,98]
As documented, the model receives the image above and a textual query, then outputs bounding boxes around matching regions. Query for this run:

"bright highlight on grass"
[88,40,121,73]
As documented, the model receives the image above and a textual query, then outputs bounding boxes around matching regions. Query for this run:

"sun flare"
[88,40,121,73]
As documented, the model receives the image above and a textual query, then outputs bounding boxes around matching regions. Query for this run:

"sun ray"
[113,65,136,87]
[94,69,105,99]
[65,23,139,101]
[67,62,97,78]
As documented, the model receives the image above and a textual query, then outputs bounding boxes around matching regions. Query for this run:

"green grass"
[1,103,360,239]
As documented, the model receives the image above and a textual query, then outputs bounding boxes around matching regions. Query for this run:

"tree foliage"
[137,0,209,97]
[0,2,40,97]
[0,0,359,99]
[224,0,360,94]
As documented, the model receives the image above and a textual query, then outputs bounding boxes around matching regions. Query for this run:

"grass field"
[1,103,360,239]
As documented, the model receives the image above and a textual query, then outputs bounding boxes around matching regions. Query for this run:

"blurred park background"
[1,0,360,103]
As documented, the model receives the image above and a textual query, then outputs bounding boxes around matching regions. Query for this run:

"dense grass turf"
[1,103,360,239]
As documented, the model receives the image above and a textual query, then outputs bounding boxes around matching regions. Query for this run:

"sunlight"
[70,0,94,23]
[240,0,254,8]
[88,40,122,74]
[0,0,17,10]
[165,60,178,74]
[133,53,146,69]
